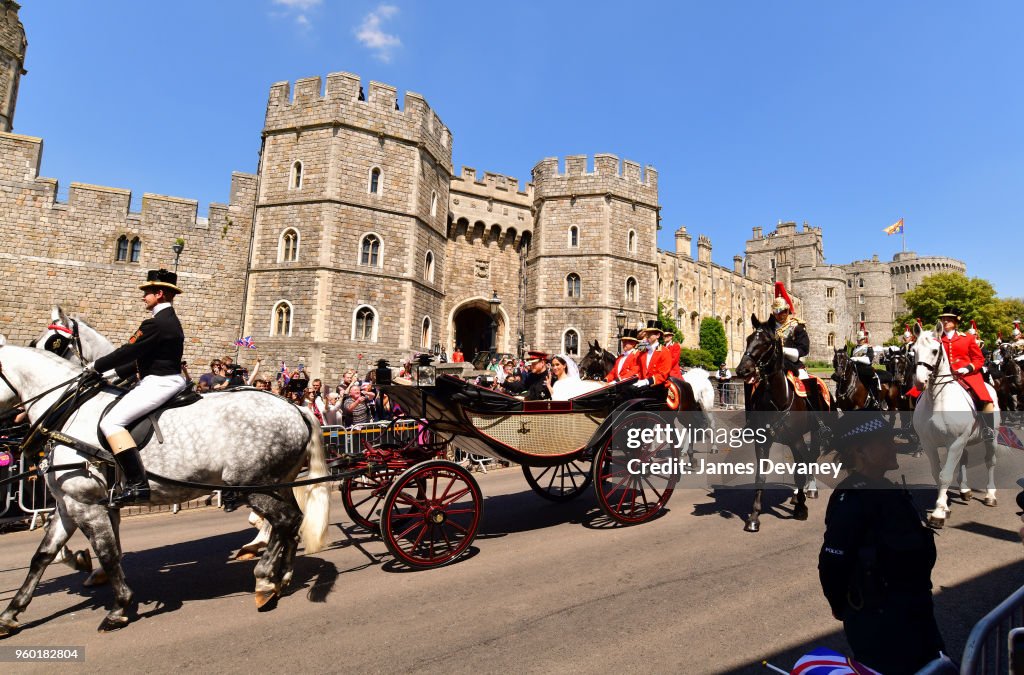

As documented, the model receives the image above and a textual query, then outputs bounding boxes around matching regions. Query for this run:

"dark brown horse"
[578,340,617,381]
[832,347,875,411]
[735,315,828,533]
[994,343,1022,412]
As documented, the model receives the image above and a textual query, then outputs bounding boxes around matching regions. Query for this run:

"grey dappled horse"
[0,339,330,635]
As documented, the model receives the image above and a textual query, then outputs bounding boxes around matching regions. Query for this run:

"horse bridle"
[742,326,781,377]
[41,319,86,365]
[914,335,955,395]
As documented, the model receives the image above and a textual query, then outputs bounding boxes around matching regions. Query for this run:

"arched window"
[291,161,303,189]
[421,317,432,349]
[628,230,637,253]
[826,310,835,324]
[566,273,581,298]
[353,305,378,342]
[272,301,292,337]
[129,237,142,263]
[859,311,865,322]
[827,333,835,347]
[115,235,128,262]
[563,329,580,357]
[369,167,382,195]
[360,234,382,267]
[625,277,638,303]
[279,228,299,263]
[430,191,438,217]
[568,226,579,248]
[424,251,435,282]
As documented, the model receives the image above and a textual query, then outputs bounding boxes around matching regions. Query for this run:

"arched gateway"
[450,298,506,364]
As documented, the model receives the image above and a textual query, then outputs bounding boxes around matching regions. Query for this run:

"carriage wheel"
[592,413,678,525]
[380,459,482,569]
[522,458,593,502]
[341,467,404,533]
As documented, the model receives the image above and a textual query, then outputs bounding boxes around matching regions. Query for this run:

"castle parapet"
[265,73,453,171]
[531,154,658,206]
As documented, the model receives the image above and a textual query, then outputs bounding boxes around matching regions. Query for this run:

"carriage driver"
[938,308,995,441]
[89,269,187,507]
[605,328,640,382]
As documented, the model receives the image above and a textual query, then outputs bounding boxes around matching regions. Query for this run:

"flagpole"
[902,220,906,253]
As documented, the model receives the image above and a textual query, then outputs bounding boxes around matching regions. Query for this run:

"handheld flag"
[234,336,257,350]
[883,218,904,235]
[790,647,880,675]
[278,361,289,385]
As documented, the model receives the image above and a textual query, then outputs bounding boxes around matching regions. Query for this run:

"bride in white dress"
[549,354,598,401]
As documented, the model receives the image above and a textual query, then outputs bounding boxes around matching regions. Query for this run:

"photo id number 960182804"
[0,646,85,662]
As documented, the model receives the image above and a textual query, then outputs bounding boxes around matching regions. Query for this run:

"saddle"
[784,372,832,407]
[96,386,202,454]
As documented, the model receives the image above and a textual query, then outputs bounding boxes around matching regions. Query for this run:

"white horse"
[0,338,330,635]
[912,326,999,528]
[33,308,273,567]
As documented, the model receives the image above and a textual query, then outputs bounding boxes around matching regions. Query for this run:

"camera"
[225,364,248,387]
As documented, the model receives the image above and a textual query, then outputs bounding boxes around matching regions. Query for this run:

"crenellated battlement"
[531,154,658,206]
[449,166,533,207]
[265,72,453,170]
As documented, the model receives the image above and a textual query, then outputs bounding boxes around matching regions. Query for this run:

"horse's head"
[911,323,945,390]
[31,306,81,362]
[832,346,850,382]
[736,314,780,379]
[578,340,610,380]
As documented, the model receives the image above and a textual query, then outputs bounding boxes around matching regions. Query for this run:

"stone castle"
[0,3,966,380]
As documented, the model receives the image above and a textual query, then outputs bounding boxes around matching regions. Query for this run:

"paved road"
[0,466,1022,674]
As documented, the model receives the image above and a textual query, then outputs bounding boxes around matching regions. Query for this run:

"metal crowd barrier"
[713,380,745,410]
[960,583,1024,674]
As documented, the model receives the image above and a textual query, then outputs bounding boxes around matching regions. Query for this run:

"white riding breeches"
[99,374,187,437]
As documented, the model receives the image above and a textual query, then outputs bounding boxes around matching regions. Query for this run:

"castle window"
[279,228,299,263]
[566,273,581,298]
[826,287,835,298]
[353,305,378,342]
[847,278,853,288]
[291,161,303,190]
[421,317,432,349]
[424,251,435,282]
[827,333,835,347]
[129,237,142,263]
[563,329,580,357]
[369,167,382,195]
[625,277,638,303]
[430,191,438,217]
[360,233,382,267]
[858,294,864,304]
[859,312,865,322]
[827,310,835,324]
[272,301,293,337]
[115,235,129,262]
[569,226,579,248]
[628,230,637,254]
[858,278,864,288]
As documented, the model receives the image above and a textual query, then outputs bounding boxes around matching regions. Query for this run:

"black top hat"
[937,306,961,322]
[638,319,664,338]
[620,328,640,344]
[139,269,183,294]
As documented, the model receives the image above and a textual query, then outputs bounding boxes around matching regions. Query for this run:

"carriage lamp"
[171,238,185,273]
[415,353,436,387]
[375,359,393,386]
[488,290,501,351]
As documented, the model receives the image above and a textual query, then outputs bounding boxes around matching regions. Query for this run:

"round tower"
[0,0,27,133]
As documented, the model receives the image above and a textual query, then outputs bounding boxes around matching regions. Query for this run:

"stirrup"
[110,484,150,508]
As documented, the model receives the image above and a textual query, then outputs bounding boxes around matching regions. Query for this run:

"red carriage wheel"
[380,459,482,569]
[340,467,403,533]
[592,412,678,524]
[522,458,593,502]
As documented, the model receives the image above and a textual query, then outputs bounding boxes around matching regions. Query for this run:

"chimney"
[675,226,692,259]
[734,255,743,274]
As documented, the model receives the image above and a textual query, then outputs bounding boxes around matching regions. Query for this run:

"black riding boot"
[111,448,150,507]
[870,377,888,411]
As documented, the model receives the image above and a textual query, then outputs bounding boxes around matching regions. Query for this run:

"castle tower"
[527,154,659,354]
[244,73,453,380]
[0,0,27,132]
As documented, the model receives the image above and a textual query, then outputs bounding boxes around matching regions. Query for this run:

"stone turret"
[733,255,743,274]
[0,0,27,132]
[675,226,691,258]
[697,234,711,264]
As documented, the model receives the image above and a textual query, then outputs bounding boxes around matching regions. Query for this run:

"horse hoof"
[789,496,800,506]
[97,615,130,632]
[806,489,819,499]
[254,590,279,610]
[708,447,720,455]
[927,516,946,529]
[984,496,998,507]
[73,549,92,573]
[0,619,21,638]
[234,551,258,562]
[744,521,760,533]
[793,507,809,521]
[82,570,109,587]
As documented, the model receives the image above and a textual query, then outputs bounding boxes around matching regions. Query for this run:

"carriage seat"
[96,385,202,453]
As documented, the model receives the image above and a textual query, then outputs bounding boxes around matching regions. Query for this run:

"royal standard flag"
[883,217,904,235]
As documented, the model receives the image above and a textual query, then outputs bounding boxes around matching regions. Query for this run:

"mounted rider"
[770,283,831,418]
[850,322,885,408]
[605,328,640,383]
[937,307,995,440]
[91,269,187,507]
[632,320,674,388]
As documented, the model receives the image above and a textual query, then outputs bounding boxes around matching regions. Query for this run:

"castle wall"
[791,265,851,361]
[0,1,27,133]
[0,131,255,367]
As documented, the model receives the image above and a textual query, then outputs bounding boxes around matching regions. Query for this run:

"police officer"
[819,411,945,674]
[91,269,187,506]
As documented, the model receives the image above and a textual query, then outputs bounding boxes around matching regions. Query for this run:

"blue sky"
[15,1,1024,297]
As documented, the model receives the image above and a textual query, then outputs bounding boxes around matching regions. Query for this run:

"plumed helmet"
[857,321,868,341]
[772,282,794,315]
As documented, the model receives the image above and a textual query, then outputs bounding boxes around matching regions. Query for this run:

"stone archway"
[451,299,506,363]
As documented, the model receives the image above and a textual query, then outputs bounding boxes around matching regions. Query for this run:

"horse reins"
[44,319,86,365]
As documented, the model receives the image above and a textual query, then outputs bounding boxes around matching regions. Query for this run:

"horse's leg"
[0,504,78,637]
[930,433,969,528]
[790,437,809,521]
[745,439,767,533]
[249,493,303,609]
[983,417,999,507]
[235,511,271,561]
[74,504,134,632]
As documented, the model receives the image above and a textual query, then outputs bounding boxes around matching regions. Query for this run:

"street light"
[488,290,501,352]
[615,307,627,343]
[171,238,185,273]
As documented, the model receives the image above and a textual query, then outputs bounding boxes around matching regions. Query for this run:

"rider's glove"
[632,379,650,388]
[782,347,800,362]
[955,367,970,375]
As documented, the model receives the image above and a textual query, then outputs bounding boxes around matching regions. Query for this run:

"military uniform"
[775,314,810,373]
[819,473,944,674]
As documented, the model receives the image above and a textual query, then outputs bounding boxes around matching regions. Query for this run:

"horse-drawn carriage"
[333,372,693,569]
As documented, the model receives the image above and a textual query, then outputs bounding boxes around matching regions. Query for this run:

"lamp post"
[615,307,627,345]
[171,239,185,273]
[488,290,501,352]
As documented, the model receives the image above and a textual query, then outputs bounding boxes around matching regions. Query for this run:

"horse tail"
[294,414,330,555]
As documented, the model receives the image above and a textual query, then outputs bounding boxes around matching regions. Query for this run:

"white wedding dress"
[551,355,603,400]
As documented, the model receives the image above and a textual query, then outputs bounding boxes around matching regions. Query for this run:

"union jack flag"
[234,336,257,350]
[278,361,289,385]
[790,647,879,675]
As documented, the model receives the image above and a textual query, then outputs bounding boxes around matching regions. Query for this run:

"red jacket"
[663,340,682,378]
[606,351,639,382]
[636,346,674,386]
[940,331,991,403]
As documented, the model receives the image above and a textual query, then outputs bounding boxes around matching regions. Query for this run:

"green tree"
[896,273,1006,340]
[657,300,685,345]
[680,347,716,369]
[699,317,728,366]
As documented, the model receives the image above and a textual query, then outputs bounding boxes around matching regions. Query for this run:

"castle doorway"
[452,300,504,363]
